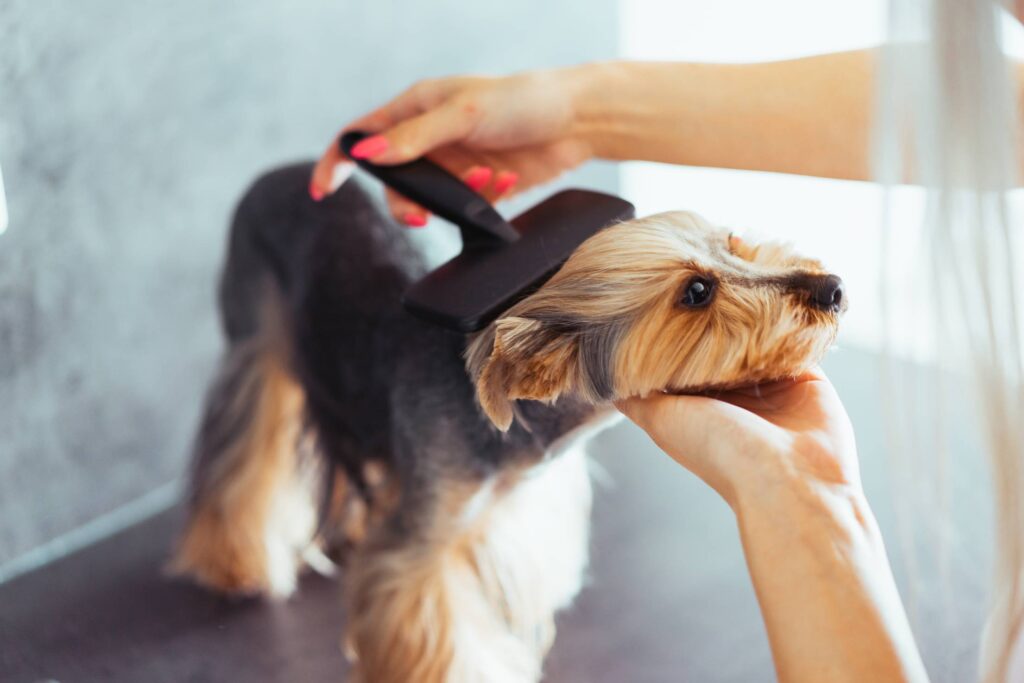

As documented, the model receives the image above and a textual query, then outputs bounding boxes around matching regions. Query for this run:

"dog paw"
[170,507,279,598]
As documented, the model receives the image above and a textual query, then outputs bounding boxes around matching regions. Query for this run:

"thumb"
[617,393,754,454]
[617,393,714,434]
[614,395,652,425]
[363,103,476,165]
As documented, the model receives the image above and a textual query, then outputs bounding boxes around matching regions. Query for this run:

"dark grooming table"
[0,350,986,682]
[0,430,770,683]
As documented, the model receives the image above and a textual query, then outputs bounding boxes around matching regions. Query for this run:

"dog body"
[174,163,609,681]
[173,162,844,682]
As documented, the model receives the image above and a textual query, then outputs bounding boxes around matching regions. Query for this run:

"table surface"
[0,348,989,683]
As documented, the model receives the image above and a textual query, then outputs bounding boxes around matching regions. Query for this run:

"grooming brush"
[340,131,635,332]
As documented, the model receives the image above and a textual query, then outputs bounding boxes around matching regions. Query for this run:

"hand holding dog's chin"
[616,367,862,512]
[621,376,928,682]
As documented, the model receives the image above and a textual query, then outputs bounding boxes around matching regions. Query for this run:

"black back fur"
[220,163,598,521]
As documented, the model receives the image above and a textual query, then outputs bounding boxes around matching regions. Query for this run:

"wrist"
[563,61,634,160]
[730,447,873,539]
[731,460,923,683]
[725,426,861,502]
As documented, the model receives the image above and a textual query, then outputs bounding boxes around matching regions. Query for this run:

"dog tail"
[172,163,332,594]
[186,314,304,511]
[171,299,325,594]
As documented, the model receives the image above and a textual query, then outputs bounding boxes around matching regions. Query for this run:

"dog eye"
[679,277,715,308]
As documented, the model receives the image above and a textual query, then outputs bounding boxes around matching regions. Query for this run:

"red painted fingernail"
[463,166,493,192]
[309,181,324,202]
[350,135,389,159]
[493,171,519,196]
[403,212,427,228]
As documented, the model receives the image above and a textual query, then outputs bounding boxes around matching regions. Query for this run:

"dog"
[171,162,845,682]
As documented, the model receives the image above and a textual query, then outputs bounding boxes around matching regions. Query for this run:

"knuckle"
[451,95,483,125]
[410,78,441,107]
[408,79,428,98]
[417,77,440,91]
[391,139,417,160]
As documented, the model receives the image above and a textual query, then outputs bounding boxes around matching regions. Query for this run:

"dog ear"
[467,316,581,431]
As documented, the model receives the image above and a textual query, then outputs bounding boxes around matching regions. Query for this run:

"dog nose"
[810,274,844,311]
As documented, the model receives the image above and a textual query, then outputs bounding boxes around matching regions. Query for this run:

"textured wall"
[0,1,618,565]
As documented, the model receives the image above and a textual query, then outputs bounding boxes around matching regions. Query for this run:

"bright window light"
[619,1,1024,365]
[620,0,886,62]
[618,0,914,359]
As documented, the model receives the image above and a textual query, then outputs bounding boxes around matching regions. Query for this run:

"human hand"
[616,367,859,508]
[310,67,596,226]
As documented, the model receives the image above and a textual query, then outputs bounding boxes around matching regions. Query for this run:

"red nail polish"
[463,166,493,192]
[350,135,389,159]
[309,181,324,202]
[403,213,427,228]
[493,171,519,196]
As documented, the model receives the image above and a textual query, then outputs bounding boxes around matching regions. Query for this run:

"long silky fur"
[175,166,844,683]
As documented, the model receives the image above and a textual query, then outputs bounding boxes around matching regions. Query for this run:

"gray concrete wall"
[0,1,619,567]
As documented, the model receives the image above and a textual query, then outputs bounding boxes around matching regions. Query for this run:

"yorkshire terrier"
[171,162,845,682]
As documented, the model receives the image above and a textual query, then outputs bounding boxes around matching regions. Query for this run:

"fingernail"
[493,171,519,196]
[403,212,427,228]
[329,162,354,192]
[309,181,324,202]
[350,135,389,159]
[463,166,493,192]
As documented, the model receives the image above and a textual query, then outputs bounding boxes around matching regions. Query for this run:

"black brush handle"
[339,131,519,248]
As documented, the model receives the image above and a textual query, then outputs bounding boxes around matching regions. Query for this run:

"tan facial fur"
[467,211,845,430]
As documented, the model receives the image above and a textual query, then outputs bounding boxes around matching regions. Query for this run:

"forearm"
[734,475,928,682]
[570,53,876,181]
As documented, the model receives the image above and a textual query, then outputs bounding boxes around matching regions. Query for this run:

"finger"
[427,147,495,192]
[348,77,473,135]
[316,77,475,197]
[617,393,746,439]
[384,189,430,227]
[614,395,647,423]
[473,141,587,203]
[472,149,541,202]
[384,164,495,224]
[377,146,492,226]
[616,395,764,479]
[462,165,493,193]
[354,103,477,165]
[492,170,520,198]
[343,94,420,136]
[344,107,394,135]
[343,82,440,135]
[310,139,354,200]
[416,143,567,204]
[798,365,828,383]
[713,368,832,411]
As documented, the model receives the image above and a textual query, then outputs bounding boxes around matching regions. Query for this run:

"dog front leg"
[343,445,593,682]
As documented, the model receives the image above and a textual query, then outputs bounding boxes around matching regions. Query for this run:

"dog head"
[465,211,846,430]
